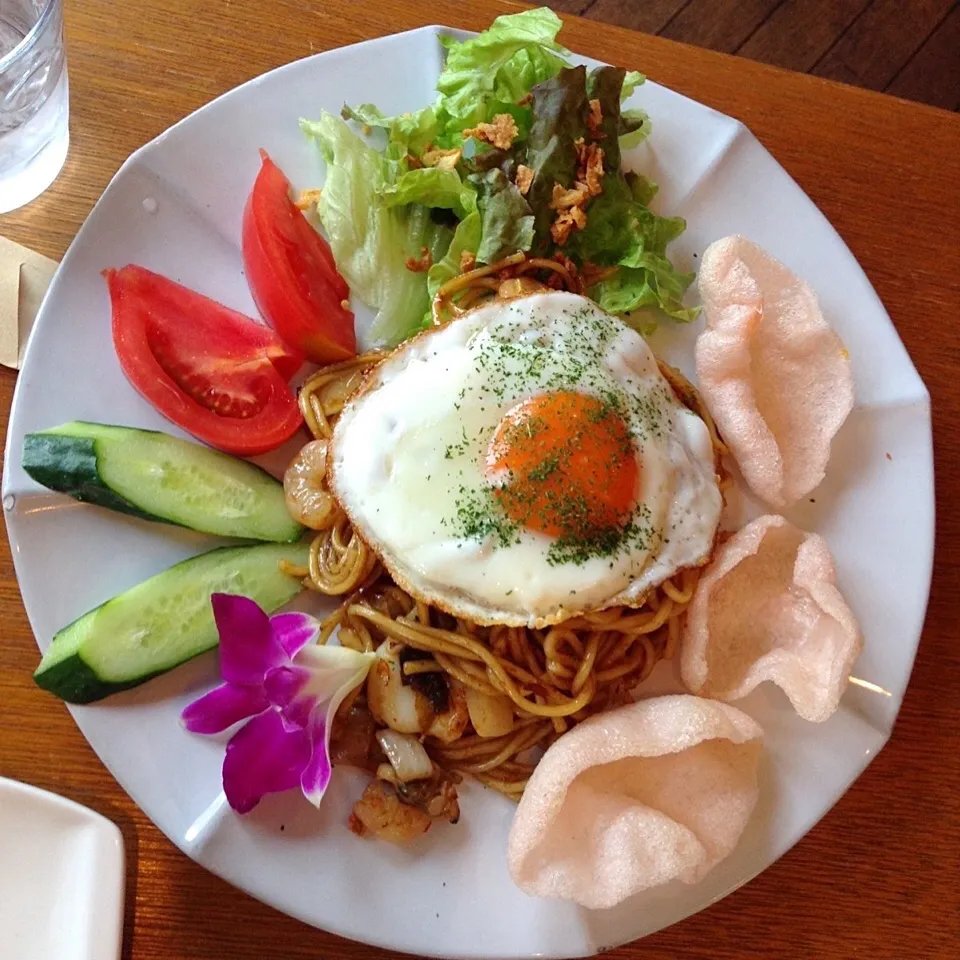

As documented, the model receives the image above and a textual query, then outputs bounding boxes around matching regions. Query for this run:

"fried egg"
[329,292,722,627]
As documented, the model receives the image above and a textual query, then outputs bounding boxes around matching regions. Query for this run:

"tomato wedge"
[243,150,356,364]
[106,265,304,456]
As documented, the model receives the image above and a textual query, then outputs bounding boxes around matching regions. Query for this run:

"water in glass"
[0,0,68,213]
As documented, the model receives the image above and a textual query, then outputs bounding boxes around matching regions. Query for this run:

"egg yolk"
[485,391,638,539]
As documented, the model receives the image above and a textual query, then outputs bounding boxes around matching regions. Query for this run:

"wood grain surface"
[885,2,960,110]
[570,0,960,109]
[811,0,957,90]
[2,2,959,958]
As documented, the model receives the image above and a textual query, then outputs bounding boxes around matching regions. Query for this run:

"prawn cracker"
[681,514,863,722]
[507,695,763,908]
[0,235,59,370]
[695,235,853,507]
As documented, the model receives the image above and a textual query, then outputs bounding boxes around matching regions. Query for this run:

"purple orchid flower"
[181,594,373,814]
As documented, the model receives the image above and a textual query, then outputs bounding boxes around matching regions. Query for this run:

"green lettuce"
[341,9,571,156]
[618,69,650,148]
[590,258,698,329]
[626,170,658,206]
[574,67,694,321]
[621,70,645,99]
[426,210,483,307]
[381,166,477,220]
[457,63,693,322]
[619,107,651,149]
[340,103,438,155]
[434,8,570,144]
[301,111,453,346]
[469,169,534,263]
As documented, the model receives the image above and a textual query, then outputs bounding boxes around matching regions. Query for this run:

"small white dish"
[0,777,125,960]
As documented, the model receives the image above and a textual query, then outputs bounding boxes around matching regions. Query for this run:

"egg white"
[330,292,722,627]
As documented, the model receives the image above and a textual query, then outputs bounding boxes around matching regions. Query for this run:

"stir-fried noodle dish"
[281,254,728,840]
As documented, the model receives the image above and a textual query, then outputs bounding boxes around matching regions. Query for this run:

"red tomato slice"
[243,150,356,364]
[106,265,304,456]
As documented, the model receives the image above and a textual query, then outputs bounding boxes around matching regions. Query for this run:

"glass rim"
[0,0,61,75]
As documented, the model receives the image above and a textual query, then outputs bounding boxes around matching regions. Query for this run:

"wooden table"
[2,2,958,958]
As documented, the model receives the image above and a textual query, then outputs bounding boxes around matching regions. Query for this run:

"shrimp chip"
[682,515,862,722]
[695,236,853,507]
[507,696,762,908]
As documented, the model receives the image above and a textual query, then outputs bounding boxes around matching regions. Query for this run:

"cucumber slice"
[34,540,310,703]
[22,422,303,543]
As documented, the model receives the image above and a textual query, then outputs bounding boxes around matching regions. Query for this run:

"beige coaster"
[0,235,59,370]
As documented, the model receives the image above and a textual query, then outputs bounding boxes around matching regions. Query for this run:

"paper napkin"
[0,235,59,370]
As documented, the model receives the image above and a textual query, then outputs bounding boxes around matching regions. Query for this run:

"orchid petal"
[221,709,311,814]
[300,712,332,807]
[293,646,374,808]
[270,611,321,658]
[212,594,286,685]
[180,682,269,734]
[282,692,316,729]
[293,645,376,701]
[264,664,310,709]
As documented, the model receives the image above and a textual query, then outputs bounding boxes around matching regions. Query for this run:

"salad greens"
[470,169,535,264]
[432,8,570,146]
[300,112,454,345]
[302,6,695,346]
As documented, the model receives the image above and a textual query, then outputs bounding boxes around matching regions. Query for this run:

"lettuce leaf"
[340,9,570,155]
[619,107,651,149]
[517,65,655,253]
[301,111,453,346]
[590,260,699,328]
[575,67,694,320]
[434,8,570,144]
[340,103,438,155]
[381,167,477,220]
[618,69,650,148]
[525,65,590,252]
[427,210,482,304]
[621,70,645,99]
[469,169,534,263]
[626,170,658,206]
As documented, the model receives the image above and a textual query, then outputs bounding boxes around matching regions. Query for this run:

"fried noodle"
[431,250,617,325]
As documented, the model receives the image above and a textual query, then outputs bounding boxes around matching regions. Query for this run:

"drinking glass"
[0,0,68,213]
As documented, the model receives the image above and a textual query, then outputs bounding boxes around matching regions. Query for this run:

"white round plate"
[2,25,934,959]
